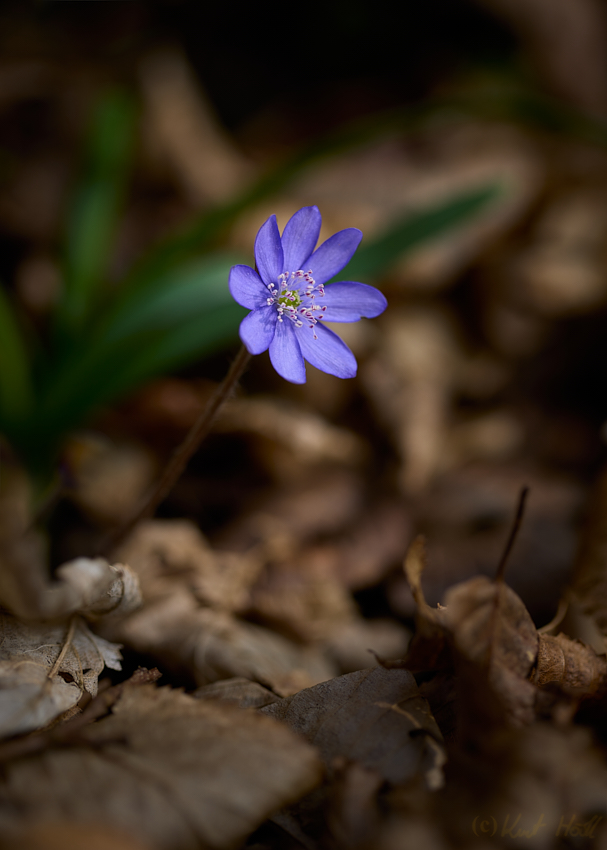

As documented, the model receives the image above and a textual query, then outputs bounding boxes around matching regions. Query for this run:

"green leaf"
[57,89,137,337]
[99,253,244,345]
[80,303,245,405]
[0,284,33,425]
[35,254,244,450]
[340,183,502,281]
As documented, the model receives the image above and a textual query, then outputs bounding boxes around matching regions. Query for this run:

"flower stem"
[98,344,251,557]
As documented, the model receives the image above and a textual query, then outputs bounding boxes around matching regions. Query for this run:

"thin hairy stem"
[98,345,251,557]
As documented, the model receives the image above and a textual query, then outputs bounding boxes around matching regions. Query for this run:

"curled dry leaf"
[399,536,449,673]
[533,632,607,697]
[0,467,141,623]
[262,667,445,790]
[114,519,261,614]
[442,576,539,729]
[0,469,139,735]
[0,553,141,625]
[0,612,122,737]
[108,590,334,695]
[109,520,336,694]
[402,539,607,739]
[0,684,323,850]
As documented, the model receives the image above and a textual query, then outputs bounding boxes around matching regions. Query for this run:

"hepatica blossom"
[229,206,387,383]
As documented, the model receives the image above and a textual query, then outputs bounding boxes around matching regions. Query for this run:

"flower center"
[266,270,327,338]
[277,289,302,310]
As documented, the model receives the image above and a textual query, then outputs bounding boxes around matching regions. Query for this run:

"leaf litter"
[6,35,607,850]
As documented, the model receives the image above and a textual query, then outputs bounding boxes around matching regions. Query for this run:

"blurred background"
[3,0,607,636]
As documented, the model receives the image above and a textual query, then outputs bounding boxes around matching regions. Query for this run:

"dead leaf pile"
[0,683,322,850]
[0,470,141,737]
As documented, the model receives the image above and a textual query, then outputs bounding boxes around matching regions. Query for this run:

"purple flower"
[228,206,387,383]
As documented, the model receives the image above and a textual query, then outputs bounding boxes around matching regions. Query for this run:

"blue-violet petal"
[320,281,388,322]
[269,319,306,383]
[229,265,268,309]
[281,206,322,272]
[254,215,284,285]
[239,306,277,355]
[297,322,357,379]
[307,228,362,285]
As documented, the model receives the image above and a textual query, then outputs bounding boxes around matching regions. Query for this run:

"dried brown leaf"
[400,536,449,673]
[108,589,335,695]
[193,676,279,709]
[0,613,122,737]
[248,556,357,643]
[324,761,384,849]
[262,667,445,789]
[114,519,260,613]
[0,550,141,625]
[533,632,607,697]
[108,520,336,693]
[442,576,539,728]
[0,684,322,850]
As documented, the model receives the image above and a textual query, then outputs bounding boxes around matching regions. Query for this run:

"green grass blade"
[340,183,502,281]
[80,303,245,404]
[34,255,244,449]
[57,89,137,337]
[99,253,243,345]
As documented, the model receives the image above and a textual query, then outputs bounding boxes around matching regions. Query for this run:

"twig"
[495,485,529,584]
[97,344,251,557]
[486,486,529,669]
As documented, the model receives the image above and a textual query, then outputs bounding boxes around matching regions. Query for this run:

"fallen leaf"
[193,676,279,709]
[108,589,335,695]
[0,612,121,737]
[533,632,607,698]
[0,684,323,850]
[262,667,445,789]
[114,519,261,614]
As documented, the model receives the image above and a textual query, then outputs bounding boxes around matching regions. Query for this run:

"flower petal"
[281,206,322,272]
[229,265,268,309]
[254,215,284,285]
[239,306,277,354]
[269,319,306,383]
[307,228,362,285]
[320,281,387,322]
[297,322,357,379]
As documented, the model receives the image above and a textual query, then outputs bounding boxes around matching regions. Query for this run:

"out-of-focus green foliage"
[0,87,505,478]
